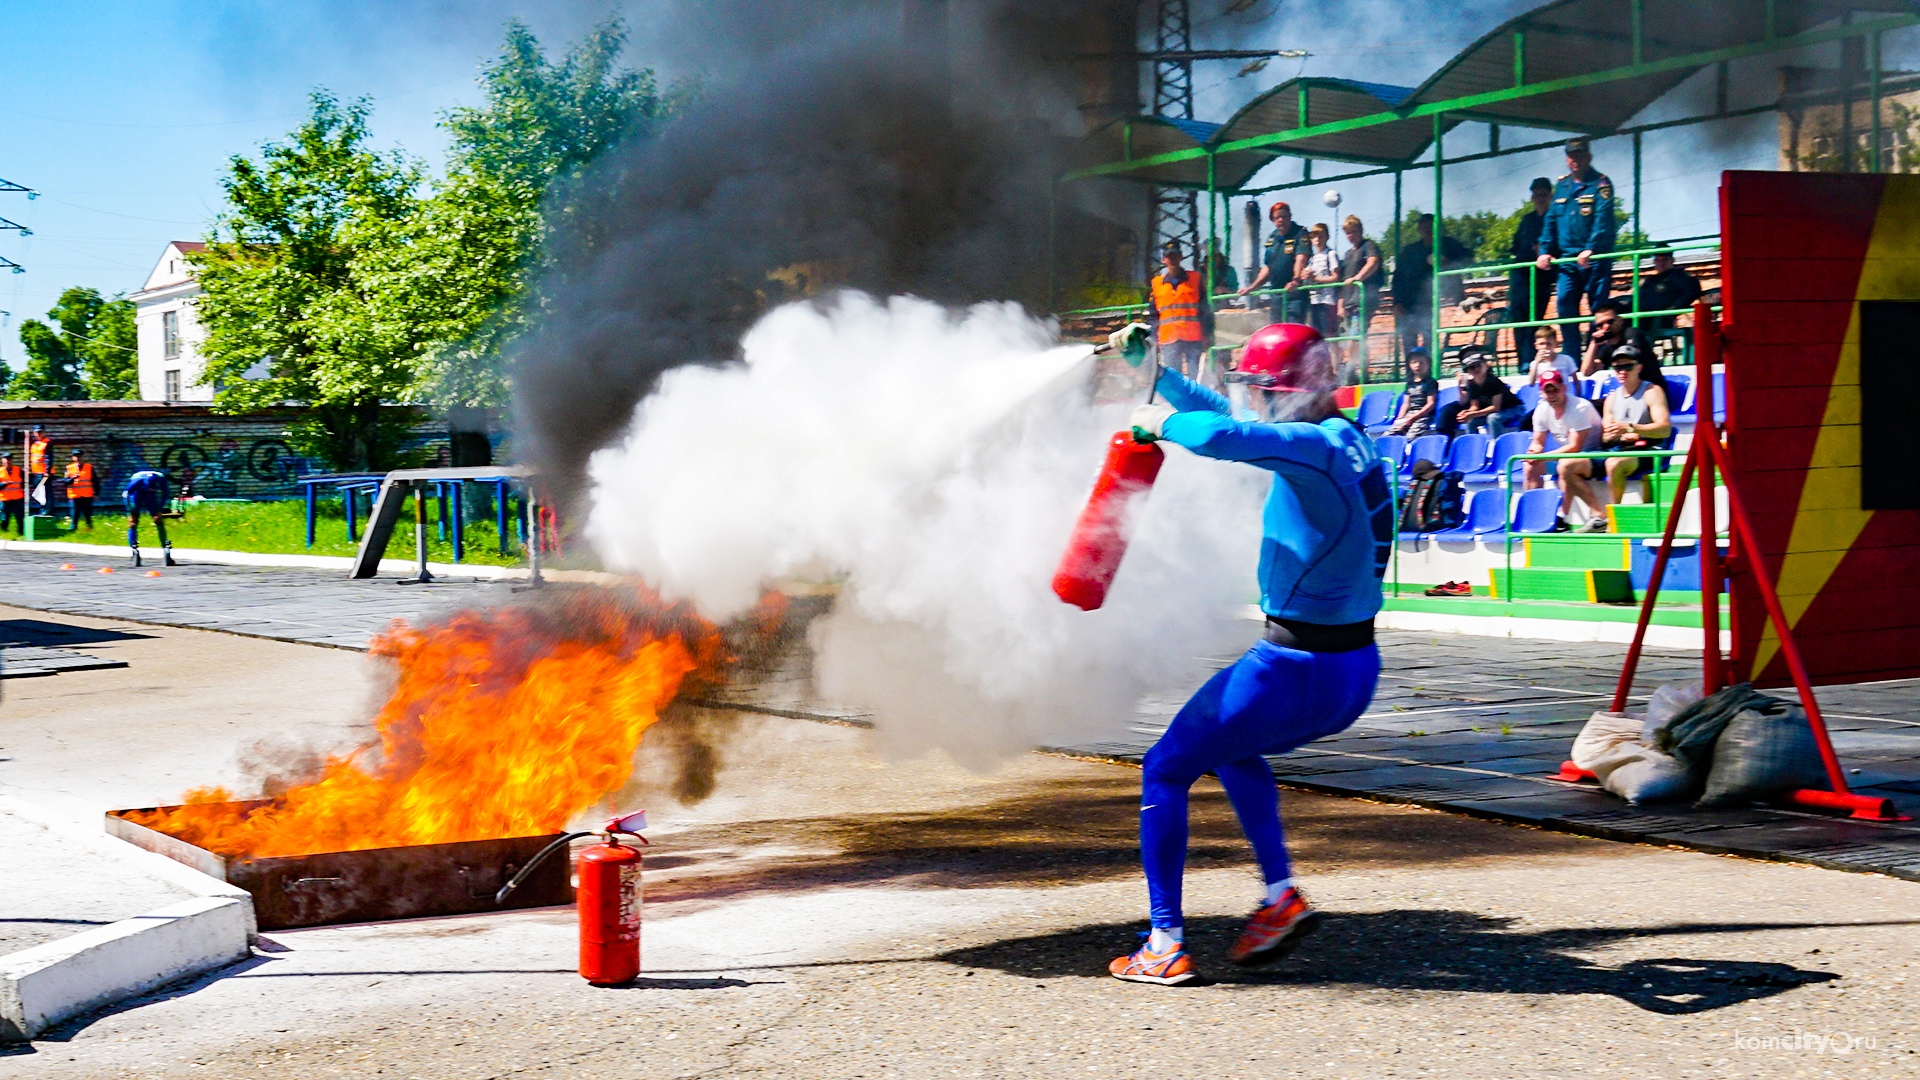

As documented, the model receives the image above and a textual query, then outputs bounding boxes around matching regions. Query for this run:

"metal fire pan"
[107,803,573,930]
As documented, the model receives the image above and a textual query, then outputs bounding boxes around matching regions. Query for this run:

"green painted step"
[1383,594,1705,626]
[1522,536,1631,570]
[1490,567,1634,603]
[1607,504,1665,533]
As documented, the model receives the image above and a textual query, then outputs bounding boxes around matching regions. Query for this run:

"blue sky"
[2,1,1901,372]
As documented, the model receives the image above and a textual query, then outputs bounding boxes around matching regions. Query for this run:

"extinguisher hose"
[495,831,593,905]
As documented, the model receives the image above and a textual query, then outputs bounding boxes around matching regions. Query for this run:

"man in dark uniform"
[1391,214,1469,356]
[1509,177,1555,376]
[1238,201,1310,325]
[1536,137,1618,357]
[1634,247,1703,329]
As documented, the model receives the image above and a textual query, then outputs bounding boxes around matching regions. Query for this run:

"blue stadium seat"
[1513,488,1563,533]
[1665,373,1694,416]
[1357,390,1397,432]
[1444,432,1490,474]
[1402,434,1448,475]
[1712,370,1726,422]
[1599,375,1622,398]
[1579,378,1599,399]
[1431,489,1506,541]
[1372,434,1408,472]
[1437,385,1461,410]
[1465,430,1532,484]
[1518,384,1541,410]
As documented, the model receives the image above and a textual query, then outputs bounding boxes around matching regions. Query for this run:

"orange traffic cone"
[97,567,113,574]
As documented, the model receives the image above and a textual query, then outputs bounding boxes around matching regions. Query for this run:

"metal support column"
[1871,29,1884,170]
[1432,113,1444,366]
[1392,168,1403,380]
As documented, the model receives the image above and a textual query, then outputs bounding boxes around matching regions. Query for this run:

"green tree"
[364,18,687,413]
[188,90,424,469]
[4,286,137,400]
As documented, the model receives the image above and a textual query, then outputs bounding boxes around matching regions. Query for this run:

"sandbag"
[1653,683,1773,772]
[1696,701,1828,808]
[1571,710,1646,775]
[1642,682,1704,744]
[1603,750,1696,805]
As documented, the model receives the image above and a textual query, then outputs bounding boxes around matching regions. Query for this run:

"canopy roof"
[1074,0,1920,189]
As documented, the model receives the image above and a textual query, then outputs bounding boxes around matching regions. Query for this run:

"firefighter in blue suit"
[1104,321,1394,986]
[1537,137,1618,358]
[123,469,176,567]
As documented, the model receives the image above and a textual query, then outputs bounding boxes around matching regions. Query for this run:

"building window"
[162,310,180,360]
[164,370,181,402]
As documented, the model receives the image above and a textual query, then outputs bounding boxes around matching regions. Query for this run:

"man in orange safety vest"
[0,452,23,535]
[65,449,97,529]
[1148,240,1213,382]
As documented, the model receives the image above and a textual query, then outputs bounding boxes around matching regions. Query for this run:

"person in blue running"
[123,469,176,568]
[1106,321,1393,986]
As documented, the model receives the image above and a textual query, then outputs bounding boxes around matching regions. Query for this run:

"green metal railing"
[1432,238,1721,369]
[1057,280,1376,380]
[1493,447,1691,602]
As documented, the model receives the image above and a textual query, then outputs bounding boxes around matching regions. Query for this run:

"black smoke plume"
[509,1,1132,502]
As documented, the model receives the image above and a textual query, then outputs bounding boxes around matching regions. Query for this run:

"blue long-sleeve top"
[123,470,170,502]
[1155,368,1394,625]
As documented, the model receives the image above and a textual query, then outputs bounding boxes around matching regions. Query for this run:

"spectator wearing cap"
[1149,240,1211,380]
[1598,344,1673,505]
[1239,201,1311,325]
[1509,177,1556,376]
[1386,347,1439,437]
[1523,370,1610,532]
[1338,215,1384,333]
[1536,137,1618,358]
[1453,348,1528,436]
[1634,246,1702,330]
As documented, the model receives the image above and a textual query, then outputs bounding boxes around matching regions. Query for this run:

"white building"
[130,241,213,402]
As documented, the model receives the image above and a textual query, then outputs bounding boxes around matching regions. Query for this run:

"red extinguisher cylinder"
[1052,431,1166,611]
[577,840,643,986]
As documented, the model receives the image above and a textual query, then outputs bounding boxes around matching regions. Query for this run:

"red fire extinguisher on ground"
[496,809,649,986]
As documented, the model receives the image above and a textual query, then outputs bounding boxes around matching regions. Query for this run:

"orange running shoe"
[1108,937,1198,985]
[1227,888,1319,967]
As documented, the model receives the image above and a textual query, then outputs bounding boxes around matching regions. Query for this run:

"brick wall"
[0,403,461,502]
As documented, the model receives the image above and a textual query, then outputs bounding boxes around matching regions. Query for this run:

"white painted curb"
[0,538,617,584]
[0,796,256,1042]
[0,897,251,1041]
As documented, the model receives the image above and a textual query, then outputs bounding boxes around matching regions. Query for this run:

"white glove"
[1129,403,1176,441]
[1107,322,1151,353]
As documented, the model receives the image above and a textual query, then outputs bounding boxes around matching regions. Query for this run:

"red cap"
[1538,369,1566,387]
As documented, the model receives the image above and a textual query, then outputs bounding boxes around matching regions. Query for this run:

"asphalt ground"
[0,605,1916,1078]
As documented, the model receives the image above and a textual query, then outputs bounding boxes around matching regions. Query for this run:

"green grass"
[47,499,529,568]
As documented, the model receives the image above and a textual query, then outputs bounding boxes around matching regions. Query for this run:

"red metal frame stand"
[1597,308,1904,821]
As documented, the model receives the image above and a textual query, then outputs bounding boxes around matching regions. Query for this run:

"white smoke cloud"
[585,293,1264,769]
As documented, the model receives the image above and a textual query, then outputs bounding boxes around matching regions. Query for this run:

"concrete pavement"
[0,604,1916,1077]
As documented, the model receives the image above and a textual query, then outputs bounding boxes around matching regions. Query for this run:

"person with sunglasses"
[1598,344,1673,504]
[1523,370,1609,532]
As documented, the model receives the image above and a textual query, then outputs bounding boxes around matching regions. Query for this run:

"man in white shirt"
[1522,369,1608,532]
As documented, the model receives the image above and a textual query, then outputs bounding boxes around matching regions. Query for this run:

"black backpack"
[1399,459,1464,532]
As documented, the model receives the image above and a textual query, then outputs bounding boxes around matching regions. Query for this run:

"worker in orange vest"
[65,449,97,529]
[26,426,51,513]
[0,452,23,535]
[1148,240,1213,382]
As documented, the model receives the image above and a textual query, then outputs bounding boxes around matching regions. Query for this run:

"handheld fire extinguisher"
[496,809,650,986]
[1052,326,1165,611]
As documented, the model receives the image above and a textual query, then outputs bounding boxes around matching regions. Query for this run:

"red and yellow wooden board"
[1721,171,1920,686]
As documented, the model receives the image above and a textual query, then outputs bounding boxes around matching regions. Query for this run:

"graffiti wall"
[0,403,457,503]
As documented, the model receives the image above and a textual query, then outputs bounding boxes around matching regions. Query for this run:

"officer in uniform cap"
[1509,177,1555,377]
[1536,137,1618,358]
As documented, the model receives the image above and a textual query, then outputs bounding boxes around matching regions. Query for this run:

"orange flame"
[127,594,722,859]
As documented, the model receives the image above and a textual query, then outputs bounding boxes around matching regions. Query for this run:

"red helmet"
[1227,323,1332,392]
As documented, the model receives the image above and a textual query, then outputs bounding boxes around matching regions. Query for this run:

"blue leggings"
[126,495,169,549]
[1140,639,1380,928]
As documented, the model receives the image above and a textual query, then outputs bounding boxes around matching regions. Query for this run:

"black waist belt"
[1264,616,1376,653]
